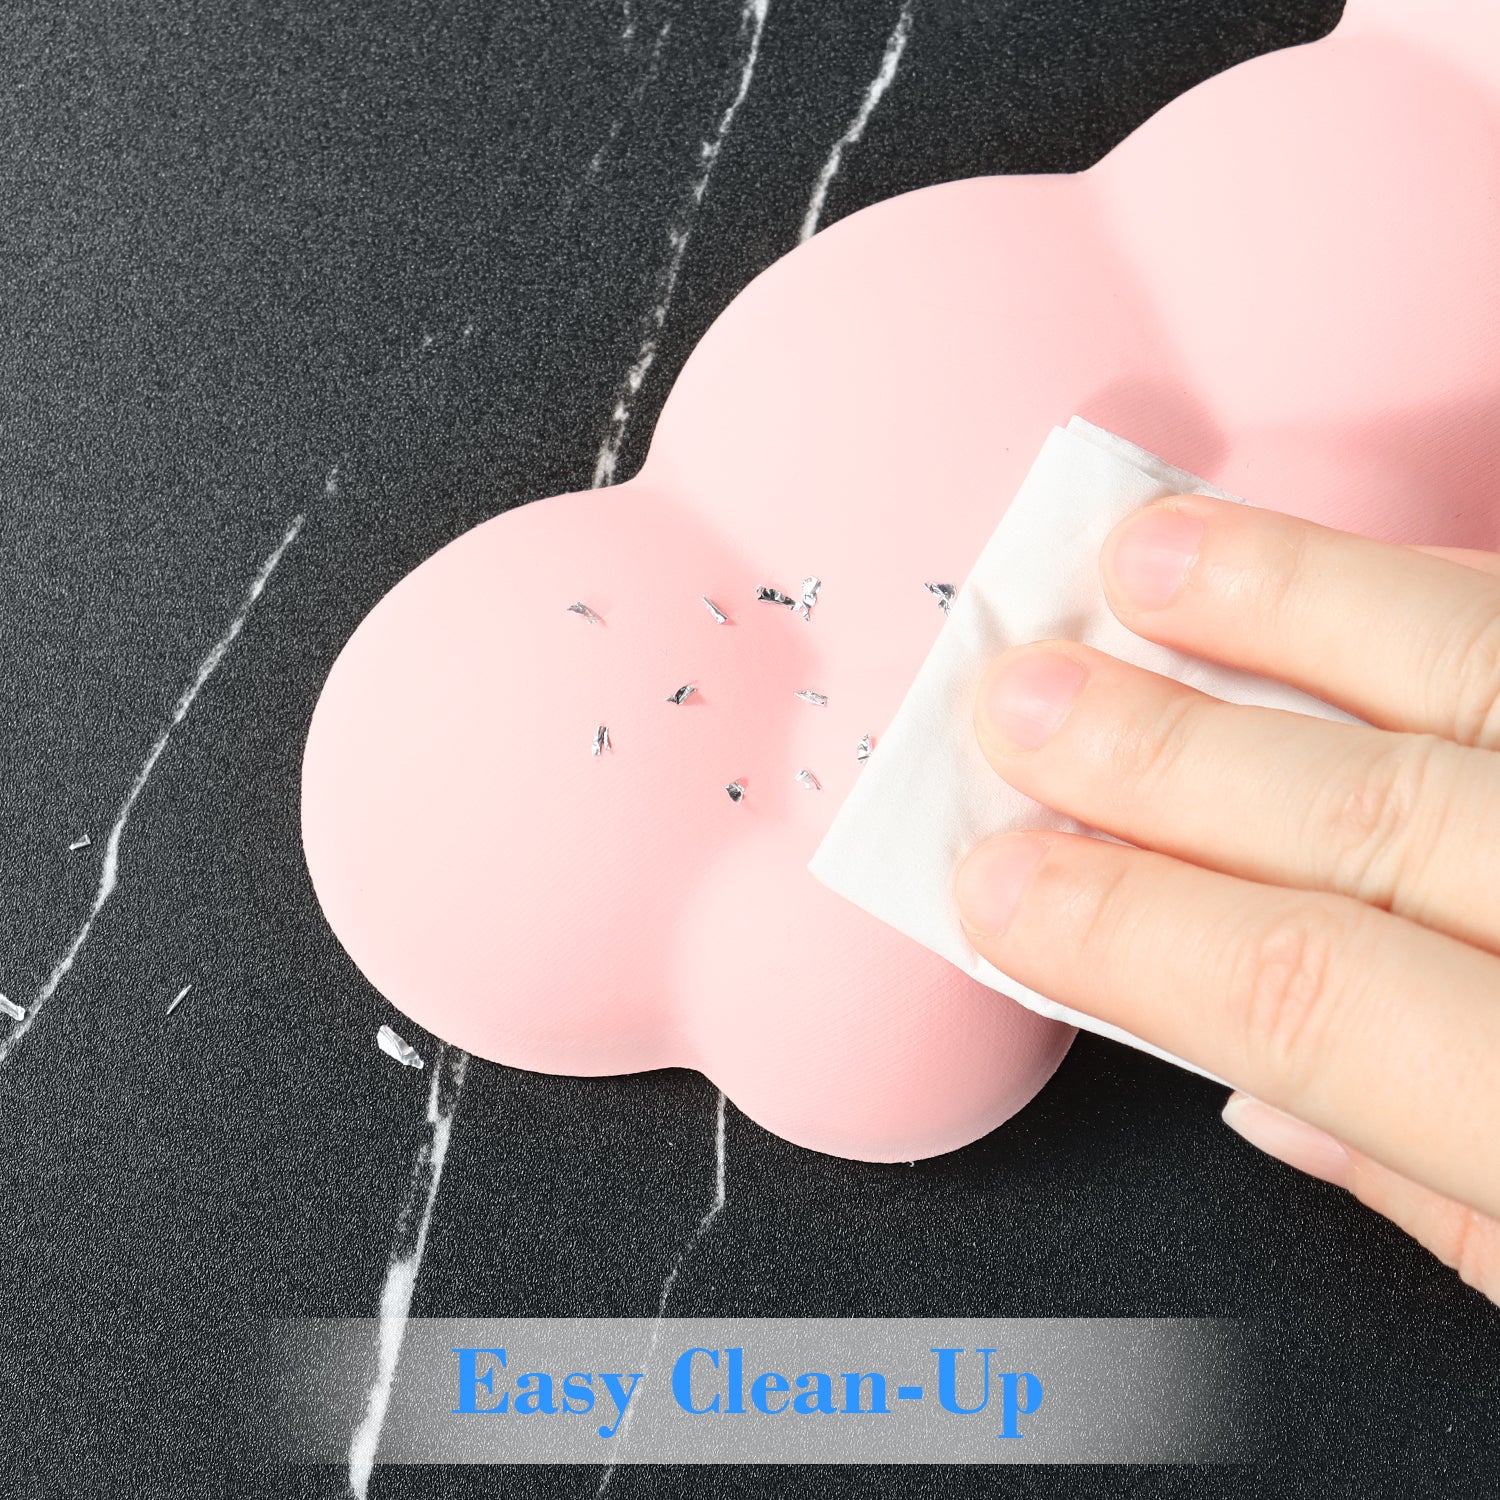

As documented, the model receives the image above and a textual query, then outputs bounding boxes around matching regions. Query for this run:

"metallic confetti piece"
[592,724,611,755]
[0,995,24,1022]
[925,581,957,614]
[795,769,822,791]
[702,596,728,624]
[68,834,92,851]
[377,1023,425,1070]
[568,601,603,624]
[666,683,698,705]
[725,781,746,803]
[857,733,873,763]
[798,576,822,621]
[166,984,192,1017]
[795,689,828,706]
[755,585,797,608]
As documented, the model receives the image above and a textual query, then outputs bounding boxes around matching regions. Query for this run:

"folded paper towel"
[809,417,1360,1078]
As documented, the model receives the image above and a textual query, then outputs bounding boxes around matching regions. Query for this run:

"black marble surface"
[2,2,1495,1496]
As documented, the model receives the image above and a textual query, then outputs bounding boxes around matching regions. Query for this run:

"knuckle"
[1244,516,1312,622]
[1314,735,1446,910]
[1227,902,1361,1086]
[1060,852,1139,976]
[1112,691,1203,796]
[1442,604,1500,749]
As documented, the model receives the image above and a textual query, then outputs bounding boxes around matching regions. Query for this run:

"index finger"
[1099,497,1500,748]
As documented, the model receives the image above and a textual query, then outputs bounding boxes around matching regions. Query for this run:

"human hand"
[953,495,1500,1304]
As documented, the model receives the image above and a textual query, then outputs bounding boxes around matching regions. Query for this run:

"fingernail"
[955,836,1048,939]
[978,649,1088,751]
[1221,1094,1350,1188]
[1109,507,1204,610]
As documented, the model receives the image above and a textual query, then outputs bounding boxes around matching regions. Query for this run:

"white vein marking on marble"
[348,1044,470,1500]
[595,1088,728,1498]
[591,0,771,489]
[587,19,673,183]
[799,0,915,242]
[0,512,306,1070]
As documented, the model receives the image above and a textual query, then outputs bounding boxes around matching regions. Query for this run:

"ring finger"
[952,830,1500,1220]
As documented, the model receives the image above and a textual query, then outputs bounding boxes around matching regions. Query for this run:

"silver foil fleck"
[702,596,728,624]
[592,724,611,755]
[857,733,873,764]
[755,585,797,608]
[725,781,746,803]
[377,1023,425,1070]
[68,834,92,851]
[666,683,697,705]
[0,995,24,1022]
[798,576,822,621]
[568,601,603,625]
[925,581,957,614]
[795,689,828,707]
[795,769,822,791]
[166,984,193,1017]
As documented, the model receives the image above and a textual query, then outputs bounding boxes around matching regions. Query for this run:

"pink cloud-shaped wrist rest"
[303,0,1500,1161]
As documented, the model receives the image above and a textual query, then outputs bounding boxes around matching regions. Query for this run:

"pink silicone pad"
[303,0,1500,1161]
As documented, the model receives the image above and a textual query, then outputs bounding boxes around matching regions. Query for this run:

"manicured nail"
[978,649,1088,751]
[1108,507,1204,610]
[955,836,1048,939]
[1221,1094,1350,1188]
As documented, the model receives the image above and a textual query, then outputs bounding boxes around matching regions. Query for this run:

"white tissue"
[809,418,1359,1078]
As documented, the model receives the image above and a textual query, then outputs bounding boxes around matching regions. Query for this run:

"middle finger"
[973,641,1500,952]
